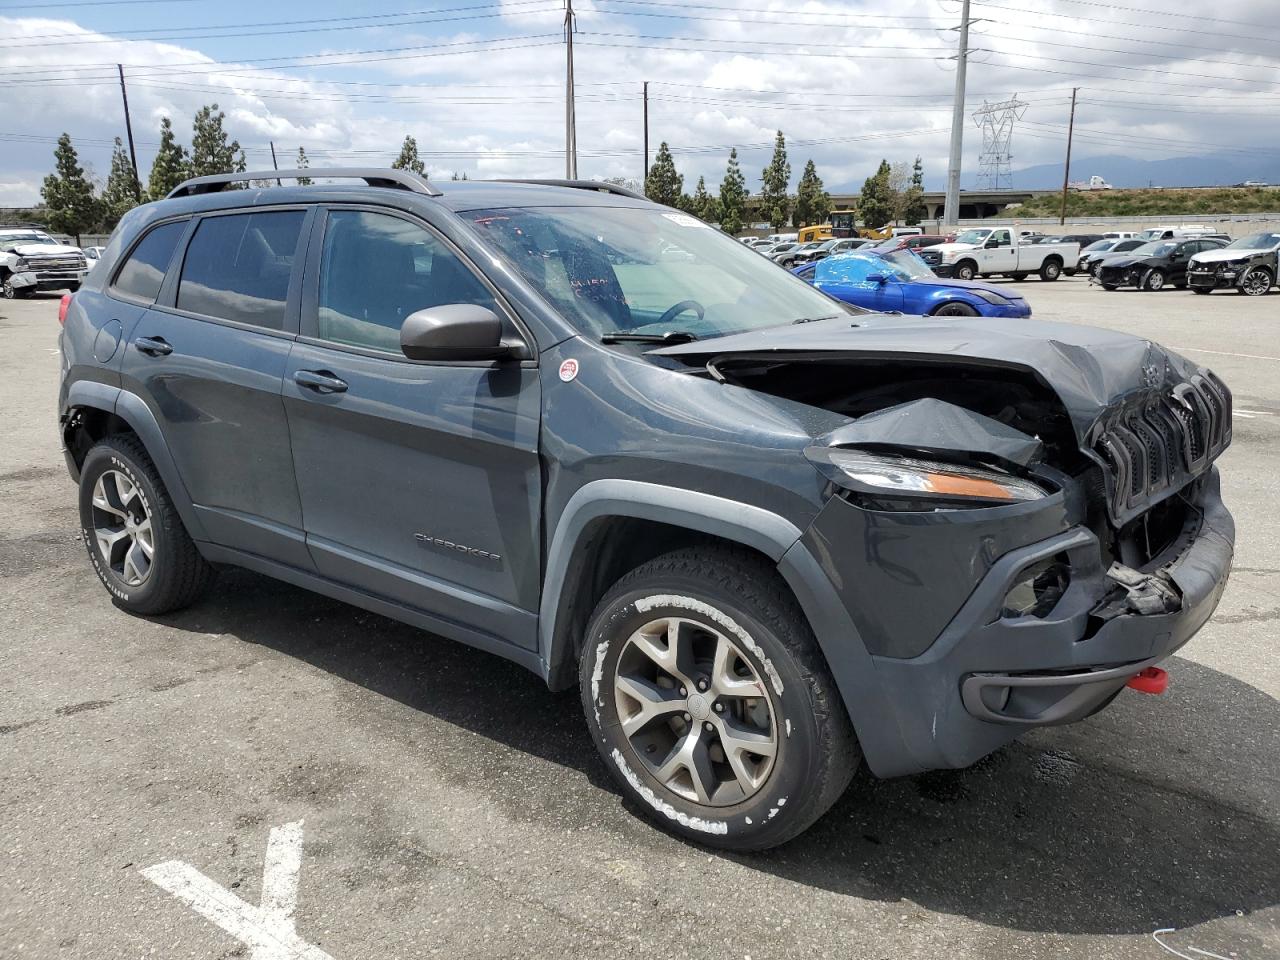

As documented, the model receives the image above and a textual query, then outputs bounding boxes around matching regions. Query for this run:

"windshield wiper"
[600,331,699,344]
[791,315,842,325]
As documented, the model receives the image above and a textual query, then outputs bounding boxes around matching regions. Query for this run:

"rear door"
[118,206,313,569]
[282,206,542,651]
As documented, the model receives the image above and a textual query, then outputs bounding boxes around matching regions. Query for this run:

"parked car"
[868,234,951,254]
[775,240,827,267]
[919,227,1078,281]
[1078,238,1145,277]
[82,246,107,272]
[0,228,88,297]
[59,169,1234,851]
[1096,237,1228,291]
[798,237,871,263]
[1137,225,1223,242]
[1186,232,1280,296]
[794,249,1031,318]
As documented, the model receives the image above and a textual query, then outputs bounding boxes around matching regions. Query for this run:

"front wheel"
[1039,259,1062,281]
[2,275,30,299]
[580,546,859,851]
[953,261,977,281]
[1239,266,1273,296]
[78,435,215,615]
[1143,269,1166,291]
[933,301,979,317]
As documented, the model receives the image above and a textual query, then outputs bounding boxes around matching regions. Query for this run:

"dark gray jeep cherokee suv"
[58,170,1234,849]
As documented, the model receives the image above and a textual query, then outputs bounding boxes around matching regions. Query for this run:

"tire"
[933,301,979,317]
[579,545,859,851]
[954,260,977,281]
[1143,269,1166,291]
[1090,263,1102,280]
[1009,272,1028,282]
[78,434,215,615]
[1239,266,1273,296]
[1101,283,1119,291]
[1039,258,1062,281]
[1192,287,1212,295]
[2,275,30,299]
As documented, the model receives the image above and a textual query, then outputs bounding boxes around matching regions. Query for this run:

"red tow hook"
[1127,666,1169,695]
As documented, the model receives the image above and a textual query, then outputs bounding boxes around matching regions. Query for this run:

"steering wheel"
[655,299,705,327]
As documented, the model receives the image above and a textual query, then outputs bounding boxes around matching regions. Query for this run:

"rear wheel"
[1039,258,1062,281]
[580,545,859,851]
[1239,266,1273,296]
[933,301,979,317]
[78,435,215,615]
[1143,269,1166,291]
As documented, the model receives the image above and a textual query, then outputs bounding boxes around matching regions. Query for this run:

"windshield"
[0,232,56,246]
[1226,232,1280,249]
[953,229,992,244]
[1083,240,1116,253]
[1132,241,1177,257]
[468,206,858,337]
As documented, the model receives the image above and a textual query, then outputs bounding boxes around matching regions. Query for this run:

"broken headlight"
[807,448,1049,507]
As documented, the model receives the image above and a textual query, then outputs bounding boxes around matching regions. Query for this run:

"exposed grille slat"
[1092,373,1231,522]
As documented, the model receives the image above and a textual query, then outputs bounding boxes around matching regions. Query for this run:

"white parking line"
[1170,346,1280,363]
[142,820,334,960]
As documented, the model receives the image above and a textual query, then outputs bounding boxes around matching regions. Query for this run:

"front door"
[283,207,542,651]
[119,207,313,569]
[983,229,1018,273]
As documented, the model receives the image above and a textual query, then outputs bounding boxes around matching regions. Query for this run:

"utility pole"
[643,80,649,184]
[1059,87,1079,226]
[269,141,282,186]
[942,0,971,227]
[564,0,578,179]
[116,64,141,200]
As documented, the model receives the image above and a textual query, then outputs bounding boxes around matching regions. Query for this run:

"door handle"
[294,369,349,394]
[134,336,173,357]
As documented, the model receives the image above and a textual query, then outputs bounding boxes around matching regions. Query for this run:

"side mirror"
[866,273,888,285]
[400,304,510,362]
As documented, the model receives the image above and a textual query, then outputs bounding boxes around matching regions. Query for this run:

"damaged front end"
[654,317,1235,775]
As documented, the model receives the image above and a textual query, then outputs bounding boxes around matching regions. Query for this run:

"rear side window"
[113,220,186,303]
[177,211,305,330]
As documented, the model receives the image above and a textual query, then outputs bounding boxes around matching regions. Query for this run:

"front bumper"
[797,468,1233,777]
[1188,269,1236,290]
[929,262,956,278]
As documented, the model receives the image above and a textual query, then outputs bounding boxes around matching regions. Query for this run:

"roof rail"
[497,178,647,201]
[167,168,442,199]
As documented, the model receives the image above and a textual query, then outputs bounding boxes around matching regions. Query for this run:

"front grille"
[26,253,87,276]
[919,250,942,266]
[1093,372,1231,522]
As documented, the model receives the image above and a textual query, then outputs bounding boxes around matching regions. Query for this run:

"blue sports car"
[792,249,1032,318]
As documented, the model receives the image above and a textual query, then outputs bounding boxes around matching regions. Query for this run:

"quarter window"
[177,211,305,330]
[113,220,187,303]
[316,210,498,353]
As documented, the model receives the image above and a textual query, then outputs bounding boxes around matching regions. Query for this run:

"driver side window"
[988,230,1011,248]
[316,210,498,353]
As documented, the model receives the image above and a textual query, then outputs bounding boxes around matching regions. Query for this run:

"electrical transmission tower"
[972,95,1027,191]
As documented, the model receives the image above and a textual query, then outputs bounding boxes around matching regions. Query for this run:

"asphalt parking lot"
[2,278,1277,960]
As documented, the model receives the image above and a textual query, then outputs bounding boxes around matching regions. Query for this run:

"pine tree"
[691,175,719,224]
[792,159,830,229]
[644,142,683,207]
[718,148,747,235]
[147,117,189,201]
[189,104,243,179]
[295,146,311,185]
[41,133,101,245]
[903,155,927,225]
[101,137,140,226]
[859,159,894,231]
[392,135,426,176]
[760,131,791,231]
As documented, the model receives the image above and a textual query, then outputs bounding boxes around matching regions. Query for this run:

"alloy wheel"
[613,616,777,806]
[1242,269,1271,296]
[90,469,155,587]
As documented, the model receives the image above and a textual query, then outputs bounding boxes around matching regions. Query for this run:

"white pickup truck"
[0,228,88,299]
[916,227,1079,282]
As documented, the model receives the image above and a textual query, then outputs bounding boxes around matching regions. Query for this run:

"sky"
[2,0,1280,206]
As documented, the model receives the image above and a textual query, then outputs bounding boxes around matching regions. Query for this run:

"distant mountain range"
[998,154,1278,191]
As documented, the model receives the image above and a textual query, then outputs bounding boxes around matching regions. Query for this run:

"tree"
[41,133,101,245]
[392,135,425,176]
[644,142,683,206]
[189,104,243,180]
[886,161,913,224]
[792,159,830,229]
[100,137,140,226]
[859,159,894,230]
[718,148,747,235]
[760,130,791,230]
[691,175,719,224]
[903,155,927,225]
[295,146,311,185]
[147,117,189,201]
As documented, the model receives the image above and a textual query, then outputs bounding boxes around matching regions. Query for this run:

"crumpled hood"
[1098,255,1155,270]
[1190,247,1275,265]
[10,242,82,257]
[652,313,1198,445]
